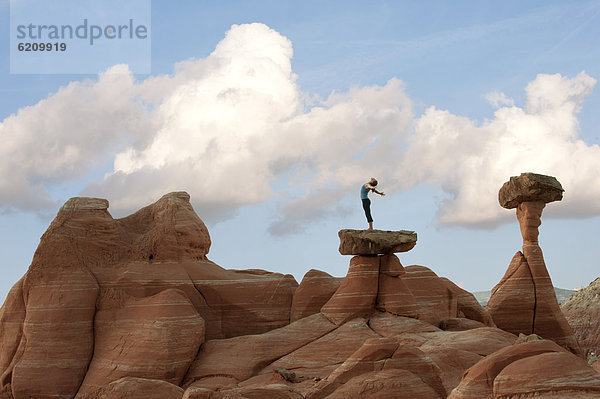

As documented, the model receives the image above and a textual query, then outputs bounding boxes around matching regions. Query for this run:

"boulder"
[290,270,341,322]
[338,229,417,255]
[498,172,563,209]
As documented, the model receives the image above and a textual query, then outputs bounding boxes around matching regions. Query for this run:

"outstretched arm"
[366,184,385,196]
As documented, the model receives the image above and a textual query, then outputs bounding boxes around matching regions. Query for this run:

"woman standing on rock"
[361,177,385,230]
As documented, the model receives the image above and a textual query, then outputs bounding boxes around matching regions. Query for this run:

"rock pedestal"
[321,230,420,325]
[487,173,581,355]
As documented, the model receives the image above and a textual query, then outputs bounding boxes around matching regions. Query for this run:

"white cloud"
[485,91,514,108]
[401,71,600,227]
[1,23,599,233]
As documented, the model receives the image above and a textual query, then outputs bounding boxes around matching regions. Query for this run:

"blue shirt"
[360,184,370,199]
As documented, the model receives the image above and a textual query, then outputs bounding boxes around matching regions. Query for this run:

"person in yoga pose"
[361,177,385,230]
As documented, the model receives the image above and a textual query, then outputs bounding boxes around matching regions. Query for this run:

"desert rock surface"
[562,277,600,361]
[0,186,597,398]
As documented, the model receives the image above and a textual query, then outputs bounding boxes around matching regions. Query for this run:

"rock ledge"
[338,229,417,255]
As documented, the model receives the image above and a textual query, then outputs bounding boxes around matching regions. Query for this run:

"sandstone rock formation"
[448,339,600,398]
[487,173,581,355]
[338,229,417,255]
[290,270,341,322]
[0,193,297,399]
[562,277,600,360]
[0,191,596,399]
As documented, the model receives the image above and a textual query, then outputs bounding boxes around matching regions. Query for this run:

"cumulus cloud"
[1,22,599,233]
[400,71,600,226]
[485,91,514,108]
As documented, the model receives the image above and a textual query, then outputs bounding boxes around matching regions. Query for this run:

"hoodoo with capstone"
[487,172,581,355]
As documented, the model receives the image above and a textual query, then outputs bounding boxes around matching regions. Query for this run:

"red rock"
[420,346,483,394]
[418,327,516,393]
[376,255,420,318]
[486,251,535,334]
[448,340,568,398]
[77,377,184,399]
[184,313,337,384]
[494,352,600,397]
[0,193,300,399]
[263,318,380,380]
[305,337,399,398]
[487,201,581,355]
[186,376,238,392]
[402,265,493,327]
[182,387,213,399]
[383,345,446,398]
[438,317,487,331]
[13,236,100,399]
[594,361,600,373]
[325,369,442,398]
[205,385,303,399]
[379,253,406,277]
[77,289,204,395]
[561,277,600,359]
[0,277,25,393]
[367,311,441,337]
[290,269,341,322]
[321,256,380,325]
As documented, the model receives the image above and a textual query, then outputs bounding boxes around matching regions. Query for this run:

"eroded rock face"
[488,175,581,355]
[290,270,341,322]
[448,340,600,399]
[77,377,184,399]
[0,193,297,399]
[498,172,563,209]
[561,277,600,359]
[338,229,417,255]
[0,189,590,399]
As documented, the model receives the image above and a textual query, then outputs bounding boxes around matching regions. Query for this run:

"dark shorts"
[362,198,373,223]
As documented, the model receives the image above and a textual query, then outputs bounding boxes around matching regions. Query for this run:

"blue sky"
[1,0,599,302]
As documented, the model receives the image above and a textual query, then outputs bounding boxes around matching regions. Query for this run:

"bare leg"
[368,222,373,230]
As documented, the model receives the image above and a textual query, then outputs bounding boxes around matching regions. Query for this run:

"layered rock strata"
[0,191,596,399]
[487,173,581,355]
